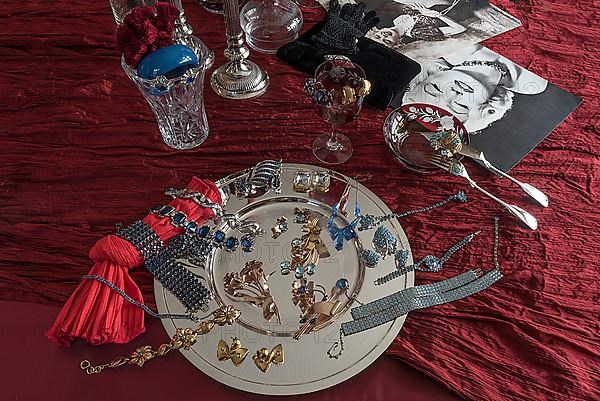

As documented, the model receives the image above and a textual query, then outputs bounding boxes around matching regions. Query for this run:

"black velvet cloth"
[276,22,421,110]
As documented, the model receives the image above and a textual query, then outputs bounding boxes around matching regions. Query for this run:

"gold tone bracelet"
[80,305,241,374]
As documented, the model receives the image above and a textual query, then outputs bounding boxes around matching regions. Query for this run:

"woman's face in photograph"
[367,27,401,47]
[403,69,495,131]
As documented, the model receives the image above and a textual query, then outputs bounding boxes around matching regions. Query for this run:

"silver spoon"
[420,132,549,207]
[431,155,538,230]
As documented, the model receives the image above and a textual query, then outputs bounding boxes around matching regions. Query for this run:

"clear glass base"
[312,133,353,165]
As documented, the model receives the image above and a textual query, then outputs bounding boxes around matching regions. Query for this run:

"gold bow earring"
[253,344,284,373]
[217,337,249,367]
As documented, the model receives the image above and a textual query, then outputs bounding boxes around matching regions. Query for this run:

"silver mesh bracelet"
[116,220,164,261]
[145,248,211,313]
[350,270,480,320]
[341,269,503,336]
[117,220,210,313]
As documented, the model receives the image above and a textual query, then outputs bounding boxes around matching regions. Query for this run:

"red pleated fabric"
[2,1,599,400]
[46,178,221,346]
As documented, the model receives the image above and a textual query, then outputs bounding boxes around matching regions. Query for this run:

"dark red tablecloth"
[0,1,598,401]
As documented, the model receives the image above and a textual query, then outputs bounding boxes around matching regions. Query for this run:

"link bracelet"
[80,305,241,374]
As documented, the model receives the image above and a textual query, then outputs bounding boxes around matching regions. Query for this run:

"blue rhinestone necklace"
[374,230,481,285]
[357,191,467,231]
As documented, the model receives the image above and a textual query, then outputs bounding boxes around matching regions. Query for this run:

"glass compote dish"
[383,103,468,173]
[305,56,371,165]
[240,0,303,54]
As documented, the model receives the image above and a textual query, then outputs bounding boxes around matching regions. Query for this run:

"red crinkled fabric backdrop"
[0,1,598,401]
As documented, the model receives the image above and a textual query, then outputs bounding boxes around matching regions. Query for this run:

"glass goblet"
[305,57,370,165]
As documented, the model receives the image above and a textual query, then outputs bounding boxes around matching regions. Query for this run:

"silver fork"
[431,155,538,230]
[419,132,549,207]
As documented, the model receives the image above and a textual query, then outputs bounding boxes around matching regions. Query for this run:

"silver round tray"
[155,163,414,395]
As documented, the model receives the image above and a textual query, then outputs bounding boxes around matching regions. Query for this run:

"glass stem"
[327,125,343,151]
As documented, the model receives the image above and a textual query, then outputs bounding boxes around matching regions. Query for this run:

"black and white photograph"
[321,0,521,62]
[397,44,583,171]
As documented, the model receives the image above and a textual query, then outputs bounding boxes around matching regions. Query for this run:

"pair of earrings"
[293,170,330,193]
[217,338,284,373]
[270,208,314,240]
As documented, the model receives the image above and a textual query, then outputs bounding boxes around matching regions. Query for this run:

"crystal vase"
[121,35,214,150]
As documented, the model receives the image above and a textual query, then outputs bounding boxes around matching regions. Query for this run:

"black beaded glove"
[312,0,380,55]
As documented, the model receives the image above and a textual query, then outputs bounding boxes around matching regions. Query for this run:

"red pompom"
[154,2,180,33]
[116,2,181,69]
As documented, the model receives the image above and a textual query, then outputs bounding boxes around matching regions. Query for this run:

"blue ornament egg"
[137,44,200,80]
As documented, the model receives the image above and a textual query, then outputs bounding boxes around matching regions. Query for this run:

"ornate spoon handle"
[480,157,549,208]
[467,179,538,230]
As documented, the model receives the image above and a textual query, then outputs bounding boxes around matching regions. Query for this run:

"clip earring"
[240,234,256,253]
[293,207,312,224]
[360,249,380,269]
[224,236,239,252]
[217,337,249,367]
[223,261,281,323]
[293,170,312,193]
[395,249,410,274]
[312,171,330,193]
[271,216,288,239]
[253,345,284,373]
[280,260,291,275]
[372,226,397,258]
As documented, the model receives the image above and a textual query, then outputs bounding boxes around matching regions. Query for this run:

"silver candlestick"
[210,0,269,99]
